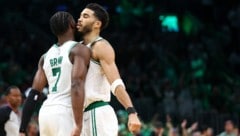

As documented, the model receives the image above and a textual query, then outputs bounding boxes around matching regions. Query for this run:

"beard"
[78,22,94,36]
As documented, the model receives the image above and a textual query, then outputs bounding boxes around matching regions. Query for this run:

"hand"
[71,126,81,136]
[190,122,198,131]
[181,119,187,129]
[19,133,26,136]
[128,113,141,134]
[187,122,198,134]
[166,114,171,122]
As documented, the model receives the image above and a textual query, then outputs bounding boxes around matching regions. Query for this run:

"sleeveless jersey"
[84,37,111,108]
[0,105,20,136]
[43,41,77,107]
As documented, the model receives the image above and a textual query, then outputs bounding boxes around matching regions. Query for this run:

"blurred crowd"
[117,109,239,136]
[1,0,240,135]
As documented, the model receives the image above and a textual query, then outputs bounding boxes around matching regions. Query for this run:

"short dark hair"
[5,85,19,96]
[225,119,235,126]
[86,3,109,30]
[50,11,74,36]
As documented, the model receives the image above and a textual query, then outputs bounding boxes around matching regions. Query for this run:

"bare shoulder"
[94,39,113,51]
[70,43,91,63]
[93,39,115,59]
[39,54,45,67]
[71,43,91,55]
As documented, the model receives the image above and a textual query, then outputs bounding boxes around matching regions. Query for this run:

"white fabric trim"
[110,79,125,95]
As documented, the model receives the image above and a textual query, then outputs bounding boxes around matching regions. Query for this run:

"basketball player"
[19,11,91,136]
[0,86,22,136]
[77,3,142,135]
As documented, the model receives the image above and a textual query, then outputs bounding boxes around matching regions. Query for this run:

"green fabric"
[91,109,97,136]
[84,101,108,112]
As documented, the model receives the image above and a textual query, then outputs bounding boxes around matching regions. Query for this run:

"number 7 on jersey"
[51,67,61,92]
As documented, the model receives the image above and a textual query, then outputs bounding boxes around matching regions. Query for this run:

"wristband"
[126,107,137,115]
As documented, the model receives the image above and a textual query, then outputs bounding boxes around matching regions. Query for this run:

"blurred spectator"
[27,121,39,136]
[0,86,22,136]
[192,130,201,136]
[180,119,198,136]
[200,125,214,136]
[150,121,164,136]
[233,126,239,136]
[162,79,177,116]
[218,120,236,136]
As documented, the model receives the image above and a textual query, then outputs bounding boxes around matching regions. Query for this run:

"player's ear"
[94,20,102,29]
[70,19,76,29]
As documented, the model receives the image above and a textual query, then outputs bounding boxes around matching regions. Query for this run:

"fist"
[128,113,142,134]
[71,126,81,136]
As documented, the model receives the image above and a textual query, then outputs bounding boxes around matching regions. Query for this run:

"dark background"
[1,0,240,134]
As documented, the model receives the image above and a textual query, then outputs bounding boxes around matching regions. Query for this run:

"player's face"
[7,88,22,108]
[77,8,98,35]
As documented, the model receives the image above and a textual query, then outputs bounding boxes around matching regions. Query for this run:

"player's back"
[43,40,77,107]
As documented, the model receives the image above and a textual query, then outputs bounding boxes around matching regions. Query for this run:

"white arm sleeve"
[110,79,125,95]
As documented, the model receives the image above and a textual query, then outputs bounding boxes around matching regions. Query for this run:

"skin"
[202,128,213,136]
[20,14,90,136]
[225,121,234,133]
[6,87,22,113]
[77,8,142,134]
[27,122,39,136]
[70,44,91,136]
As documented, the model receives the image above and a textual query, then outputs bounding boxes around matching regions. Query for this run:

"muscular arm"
[93,40,141,133]
[32,55,48,91]
[70,44,91,130]
[19,55,47,133]
[93,41,133,109]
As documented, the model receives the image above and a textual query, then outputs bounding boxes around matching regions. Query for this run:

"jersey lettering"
[50,56,63,67]
[49,56,63,92]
